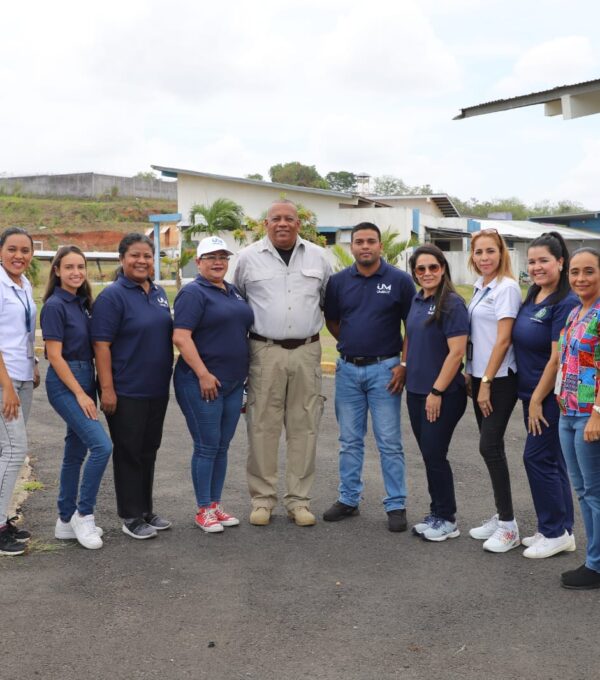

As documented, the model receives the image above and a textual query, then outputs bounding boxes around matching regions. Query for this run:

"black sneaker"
[323,501,359,522]
[387,509,407,532]
[6,516,31,542]
[144,513,172,531]
[122,518,158,540]
[0,528,26,556]
[561,564,600,590]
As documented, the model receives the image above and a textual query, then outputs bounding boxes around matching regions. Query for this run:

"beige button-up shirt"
[233,236,332,340]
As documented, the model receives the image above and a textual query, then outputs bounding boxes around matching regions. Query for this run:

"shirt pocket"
[300,268,324,300]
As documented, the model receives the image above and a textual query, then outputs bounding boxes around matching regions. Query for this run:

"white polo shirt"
[466,275,521,378]
[0,266,37,381]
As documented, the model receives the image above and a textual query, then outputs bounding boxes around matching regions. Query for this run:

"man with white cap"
[234,200,332,526]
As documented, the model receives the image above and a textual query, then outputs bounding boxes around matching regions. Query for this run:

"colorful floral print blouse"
[557,298,600,416]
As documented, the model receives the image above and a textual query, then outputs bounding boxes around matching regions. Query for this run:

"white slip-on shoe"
[523,531,573,559]
[522,532,543,548]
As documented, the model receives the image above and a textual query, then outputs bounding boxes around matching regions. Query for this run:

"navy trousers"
[522,395,574,538]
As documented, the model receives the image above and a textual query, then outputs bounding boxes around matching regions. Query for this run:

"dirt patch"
[30,229,125,251]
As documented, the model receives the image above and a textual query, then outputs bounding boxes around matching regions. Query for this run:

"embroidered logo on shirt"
[428,304,436,316]
[377,283,391,294]
[530,307,548,323]
[157,296,169,308]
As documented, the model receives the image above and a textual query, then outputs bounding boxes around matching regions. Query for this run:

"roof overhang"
[454,78,600,121]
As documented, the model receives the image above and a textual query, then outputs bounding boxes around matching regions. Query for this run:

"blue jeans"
[522,397,573,538]
[46,362,112,521]
[407,387,467,522]
[559,414,600,572]
[334,357,406,511]
[174,365,244,508]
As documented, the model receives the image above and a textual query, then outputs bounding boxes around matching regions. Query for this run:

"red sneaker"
[210,502,240,527]
[195,507,224,533]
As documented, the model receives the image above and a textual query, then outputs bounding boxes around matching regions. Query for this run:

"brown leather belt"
[249,332,320,350]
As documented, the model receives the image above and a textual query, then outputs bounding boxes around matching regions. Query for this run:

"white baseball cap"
[196,236,234,258]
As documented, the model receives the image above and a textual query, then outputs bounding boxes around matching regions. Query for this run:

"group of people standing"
[1,201,600,590]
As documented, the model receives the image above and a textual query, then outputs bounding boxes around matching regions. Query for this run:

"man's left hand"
[387,364,406,394]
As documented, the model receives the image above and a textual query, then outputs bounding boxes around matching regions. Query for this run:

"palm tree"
[188,198,244,236]
[380,228,418,265]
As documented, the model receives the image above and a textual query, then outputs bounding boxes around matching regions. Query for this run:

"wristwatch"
[481,375,493,384]
[593,405,600,416]
[431,387,444,396]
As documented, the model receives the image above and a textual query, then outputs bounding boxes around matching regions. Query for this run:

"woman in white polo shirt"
[0,227,39,556]
[466,229,522,553]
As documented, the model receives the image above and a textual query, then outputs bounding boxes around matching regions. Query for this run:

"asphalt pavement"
[2,364,598,680]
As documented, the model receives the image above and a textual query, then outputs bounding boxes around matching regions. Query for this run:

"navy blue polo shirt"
[324,260,415,357]
[91,275,174,399]
[405,291,469,395]
[40,287,93,361]
[173,276,254,382]
[513,291,579,400]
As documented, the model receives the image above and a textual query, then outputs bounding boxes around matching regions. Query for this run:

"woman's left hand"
[33,364,40,389]
[425,393,442,423]
[584,411,600,442]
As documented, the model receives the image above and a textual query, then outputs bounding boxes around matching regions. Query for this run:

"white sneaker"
[70,513,103,550]
[469,514,499,540]
[523,531,574,559]
[55,517,104,540]
[522,532,543,548]
[483,520,520,553]
[422,518,460,542]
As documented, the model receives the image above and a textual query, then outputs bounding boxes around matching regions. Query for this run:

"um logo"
[377,283,391,294]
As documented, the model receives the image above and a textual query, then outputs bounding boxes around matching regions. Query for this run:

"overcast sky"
[2,0,599,207]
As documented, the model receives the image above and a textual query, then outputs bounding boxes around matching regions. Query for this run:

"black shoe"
[0,528,26,556]
[561,564,600,590]
[387,509,407,532]
[323,501,359,522]
[144,513,172,530]
[6,516,31,542]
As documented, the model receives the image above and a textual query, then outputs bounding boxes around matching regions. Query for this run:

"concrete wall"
[0,173,177,200]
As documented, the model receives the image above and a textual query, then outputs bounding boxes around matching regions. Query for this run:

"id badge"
[27,336,34,359]
[466,340,473,362]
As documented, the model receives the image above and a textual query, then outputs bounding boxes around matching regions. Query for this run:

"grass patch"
[22,480,45,492]
[26,539,65,554]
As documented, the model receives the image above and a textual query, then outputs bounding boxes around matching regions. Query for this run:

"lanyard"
[12,287,32,333]
[468,286,490,324]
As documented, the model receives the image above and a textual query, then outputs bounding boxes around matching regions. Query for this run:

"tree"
[373,175,410,196]
[188,198,244,236]
[245,173,264,181]
[331,228,417,271]
[325,171,357,193]
[134,171,158,181]
[269,162,329,189]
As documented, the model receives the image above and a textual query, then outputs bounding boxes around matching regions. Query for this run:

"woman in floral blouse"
[557,247,600,590]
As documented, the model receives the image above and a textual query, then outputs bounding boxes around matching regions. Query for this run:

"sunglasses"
[415,263,441,274]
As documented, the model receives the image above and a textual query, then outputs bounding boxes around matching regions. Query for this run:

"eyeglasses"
[415,263,441,274]
[200,255,230,262]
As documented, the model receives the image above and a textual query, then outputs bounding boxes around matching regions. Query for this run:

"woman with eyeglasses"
[512,232,577,559]
[92,233,174,540]
[405,245,469,541]
[556,248,600,589]
[0,227,39,556]
[41,246,112,549]
[173,237,253,533]
[466,229,522,553]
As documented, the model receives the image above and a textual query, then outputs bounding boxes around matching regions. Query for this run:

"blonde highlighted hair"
[467,229,515,281]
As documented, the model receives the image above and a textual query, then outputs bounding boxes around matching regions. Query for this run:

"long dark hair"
[524,231,570,305]
[43,246,93,311]
[114,232,155,280]
[408,244,458,325]
[0,226,34,249]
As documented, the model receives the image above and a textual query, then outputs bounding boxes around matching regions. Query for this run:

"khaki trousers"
[246,339,324,511]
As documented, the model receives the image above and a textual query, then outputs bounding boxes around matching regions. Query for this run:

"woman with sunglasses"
[512,232,577,559]
[173,237,253,533]
[466,229,522,552]
[0,227,39,556]
[405,245,468,541]
[556,248,600,589]
[41,246,112,549]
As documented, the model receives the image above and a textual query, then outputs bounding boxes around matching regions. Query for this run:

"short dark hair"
[351,222,381,242]
[0,226,34,249]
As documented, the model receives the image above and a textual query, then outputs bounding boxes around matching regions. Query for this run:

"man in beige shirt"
[233,200,332,526]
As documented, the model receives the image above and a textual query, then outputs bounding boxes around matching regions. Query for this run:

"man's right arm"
[326,319,340,340]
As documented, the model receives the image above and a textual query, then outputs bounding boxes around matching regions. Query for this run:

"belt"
[249,332,320,350]
[341,354,398,366]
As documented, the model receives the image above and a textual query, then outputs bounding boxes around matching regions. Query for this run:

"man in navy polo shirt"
[323,222,416,531]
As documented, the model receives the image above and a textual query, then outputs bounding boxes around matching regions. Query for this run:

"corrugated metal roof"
[454,77,600,120]
[371,194,460,217]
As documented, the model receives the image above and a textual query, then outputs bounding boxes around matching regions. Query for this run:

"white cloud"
[555,136,600,208]
[493,36,597,97]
